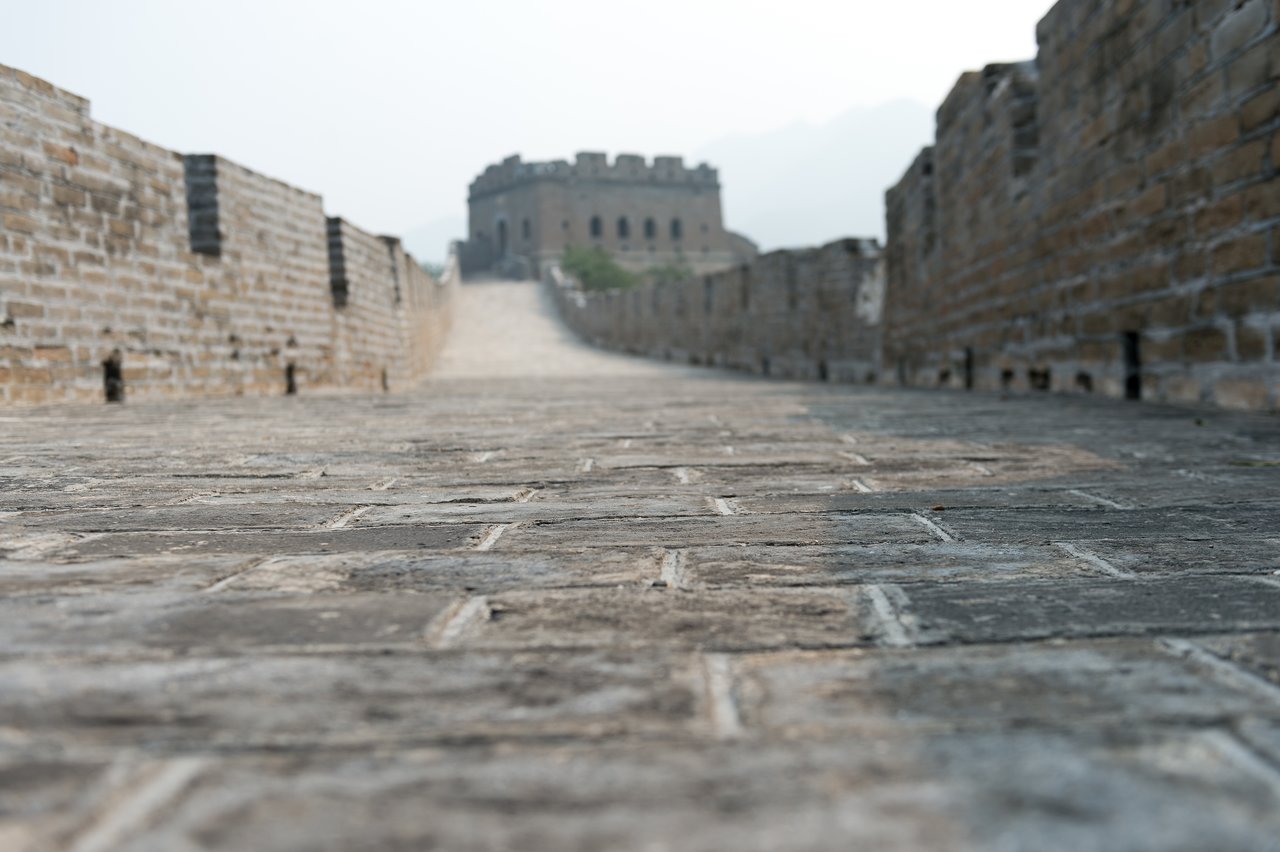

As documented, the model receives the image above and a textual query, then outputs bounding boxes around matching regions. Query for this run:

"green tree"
[644,260,695,285]
[561,246,637,291]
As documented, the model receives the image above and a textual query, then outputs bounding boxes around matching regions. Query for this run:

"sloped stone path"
[2,280,1279,850]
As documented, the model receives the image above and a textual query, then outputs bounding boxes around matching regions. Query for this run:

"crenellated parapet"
[0,62,457,406]
[469,152,720,200]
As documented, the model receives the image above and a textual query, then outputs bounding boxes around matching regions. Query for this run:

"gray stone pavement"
[2,279,1280,851]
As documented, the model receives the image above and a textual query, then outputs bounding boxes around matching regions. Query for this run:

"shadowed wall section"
[0,64,455,405]
[885,0,1279,410]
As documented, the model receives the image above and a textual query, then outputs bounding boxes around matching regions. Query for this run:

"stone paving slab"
[0,591,458,657]
[7,732,1279,852]
[678,542,1104,586]
[456,587,881,652]
[0,650,708,754]
[55,524,486,559]
[902,576,1280,643]
[732,638,1280,735]
[1,280,1279,850]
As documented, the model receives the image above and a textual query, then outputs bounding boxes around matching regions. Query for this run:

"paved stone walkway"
[3,279,1280,851]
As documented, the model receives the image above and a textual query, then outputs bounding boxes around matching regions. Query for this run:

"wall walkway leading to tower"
[1,279,1279,849]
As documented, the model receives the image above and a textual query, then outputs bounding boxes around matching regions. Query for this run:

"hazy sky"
[2,1,1051,256]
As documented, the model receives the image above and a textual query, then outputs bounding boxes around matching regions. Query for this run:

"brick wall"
[0,64,456,406]
[553,238,884,382]
[885,0,1279,410]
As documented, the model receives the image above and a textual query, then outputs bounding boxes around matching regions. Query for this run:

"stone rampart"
[885,0,1280,409]
[0,64,455,405]
[552,238,884,382]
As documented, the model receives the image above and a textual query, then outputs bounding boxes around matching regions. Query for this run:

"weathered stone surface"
[56,524,485,558]
[734,639,1280,735]
[0,650,706,754]
[903,577,1280,643]
[1,280,1278,849]
[680,542,1099,587]
[460,587,878,651]
[0,592,458,656]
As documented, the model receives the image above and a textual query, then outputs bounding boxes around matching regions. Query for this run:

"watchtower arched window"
[644,218,656,240]
[617,217,630,239]
[671,218,683,241]
[521,218,531,240]
[590,216,602,238]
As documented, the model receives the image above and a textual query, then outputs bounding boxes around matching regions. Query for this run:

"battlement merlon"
[468,151,721,200]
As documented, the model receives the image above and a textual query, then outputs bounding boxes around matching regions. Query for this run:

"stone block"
[1211,233,1268,275]
[1240,170,1280,220]
[1183,324,1232,360]
[40,142,77,166]
[1226,38,1278,97]
[1217,275,1279,316]
[735,639,1279,735]
[1235,322,1269,359]
[1211,0,1269,59]
[1180,72,1224,119]
[902,576,1280,643]
[1213,376,1273,408]
[3,300,44,319]
[2,212,36,234]
[1211,139,1268,186]
[1194,192,1244,235]
[1240,85,1280,132]
[1188,115,1241,159]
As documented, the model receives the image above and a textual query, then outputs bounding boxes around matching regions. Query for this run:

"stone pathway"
[2,279,1280,851]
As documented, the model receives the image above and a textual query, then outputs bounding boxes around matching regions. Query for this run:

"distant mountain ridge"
[695,99,934,251]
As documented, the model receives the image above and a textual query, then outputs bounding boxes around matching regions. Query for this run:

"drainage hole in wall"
[102,349,124,403]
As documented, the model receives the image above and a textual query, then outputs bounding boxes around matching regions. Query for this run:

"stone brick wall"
[553,238,884,382]
[0,64,455,406]
[390,237,454,386]
[885,0,1280,410]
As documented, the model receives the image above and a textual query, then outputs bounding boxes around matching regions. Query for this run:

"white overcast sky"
[2,0,1051,248]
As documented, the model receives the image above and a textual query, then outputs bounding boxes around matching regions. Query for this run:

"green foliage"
[561,246,637,291]
[644,260,695,285]
[419,260,446,279]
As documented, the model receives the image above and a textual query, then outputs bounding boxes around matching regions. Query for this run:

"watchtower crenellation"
[469,152,719,201]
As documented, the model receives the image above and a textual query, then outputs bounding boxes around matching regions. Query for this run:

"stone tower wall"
[465,153,754,278]
[0,64,455,406]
